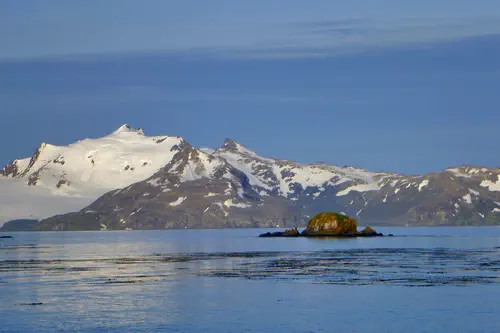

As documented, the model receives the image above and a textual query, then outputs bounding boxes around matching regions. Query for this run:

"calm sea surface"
[1,227,499,333]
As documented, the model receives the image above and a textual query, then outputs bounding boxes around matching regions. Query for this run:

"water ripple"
[1,247,499,287]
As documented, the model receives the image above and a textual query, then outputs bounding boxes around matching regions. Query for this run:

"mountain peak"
[219,138,264,160]
[112,124,145,136]
[222,138,240,150]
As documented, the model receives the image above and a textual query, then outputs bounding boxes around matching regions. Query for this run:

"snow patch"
[468,189,479,196]
[336,183,380,196]
[418,180,429,192]
[200,148,215,154]
[447,168,471,178]
[224,199,251,209]
[224,182,232,195]
[129,208,140,216]
[212,202,229,216]
[169,197,187,207]
[480,177,500,192]
[462,194,472,204]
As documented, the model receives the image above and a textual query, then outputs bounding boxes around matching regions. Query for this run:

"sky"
[1,0,500,175]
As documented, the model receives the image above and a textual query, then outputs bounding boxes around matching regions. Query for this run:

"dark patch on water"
[99,279,145,285]
[1,247,499,287]
[0,244,52,250]
[199,248,500,287]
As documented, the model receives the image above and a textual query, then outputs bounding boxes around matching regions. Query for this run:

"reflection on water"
[1,227,500,333]
[203,248,500,286]
[2,248,499,287]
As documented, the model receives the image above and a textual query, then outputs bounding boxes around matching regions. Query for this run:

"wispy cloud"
[290,18,373,36]
[2,1,500,62]
[216,16,500,59]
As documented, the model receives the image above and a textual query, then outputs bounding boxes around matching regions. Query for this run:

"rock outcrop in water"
[302,212,357,236]
[259,212,383,237]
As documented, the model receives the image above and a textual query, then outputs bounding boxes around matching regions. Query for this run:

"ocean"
[1,227,499,333]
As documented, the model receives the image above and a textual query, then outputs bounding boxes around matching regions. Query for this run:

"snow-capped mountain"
[213,141,500,226]
[40,142,301,230]
[0,125,185,222]
[1,125,499,230]
[214,138,397,200]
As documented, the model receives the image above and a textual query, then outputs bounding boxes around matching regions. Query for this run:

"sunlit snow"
[169,197,187,207]
[480,177,500,192]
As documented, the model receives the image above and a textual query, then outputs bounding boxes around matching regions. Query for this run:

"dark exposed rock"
[283,227,300,236]
[359,226,378,236]
[222,138,240,151]
[0,160,20,177]
[56,180,69,188]
[20,143,46,177]
[53,155,65,165]
[27,172,41,186]
[260,227,300,237]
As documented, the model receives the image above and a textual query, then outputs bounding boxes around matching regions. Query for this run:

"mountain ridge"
[1,125,499,229]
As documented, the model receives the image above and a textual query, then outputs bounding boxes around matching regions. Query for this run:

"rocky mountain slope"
[2,125,499,230]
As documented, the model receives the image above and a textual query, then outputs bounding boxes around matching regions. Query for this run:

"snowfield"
[0,177,94,223]
[0,125,184,224]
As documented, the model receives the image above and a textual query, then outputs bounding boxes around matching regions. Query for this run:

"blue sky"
[1,1,500,174]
